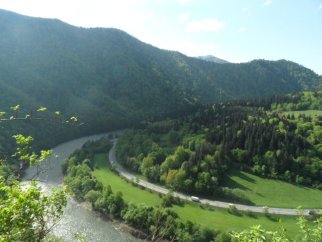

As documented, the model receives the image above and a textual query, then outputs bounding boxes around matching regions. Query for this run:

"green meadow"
[92,154,303,237]
[283,110,322,117]
[225,169,322,208]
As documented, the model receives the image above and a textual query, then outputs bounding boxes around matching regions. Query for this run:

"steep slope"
[0,9,321,148]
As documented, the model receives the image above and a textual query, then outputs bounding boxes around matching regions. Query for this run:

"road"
[109,140,321,216]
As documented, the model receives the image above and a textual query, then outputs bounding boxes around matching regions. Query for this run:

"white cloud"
[178,12,189,22]
[185,18,225,32]
[239,26,246,32]
[264,0,272,6]
[319,3,322,9]
[0,0,151,28]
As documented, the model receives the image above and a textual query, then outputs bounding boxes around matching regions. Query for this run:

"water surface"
[24,132,141,242]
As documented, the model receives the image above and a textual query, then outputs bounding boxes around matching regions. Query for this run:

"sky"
[0,0,322,74]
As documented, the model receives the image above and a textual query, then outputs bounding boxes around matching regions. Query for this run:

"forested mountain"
[0,9,321,151]
[197,55,229,64]
[116,91,322,197]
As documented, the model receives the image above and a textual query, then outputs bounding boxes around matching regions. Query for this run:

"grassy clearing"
[174,203,300,237]
[283,110,322,117]
[92,154,301,237]
[225,169,322,208]
[93,154,162,206]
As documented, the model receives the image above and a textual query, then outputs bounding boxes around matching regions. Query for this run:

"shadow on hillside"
[218,189,256,206]
[224,176,251,191]
[235,170,256,183]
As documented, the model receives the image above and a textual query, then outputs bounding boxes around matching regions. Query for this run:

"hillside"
[197,55,229,64]
[0,9,321,151]
[116,91,322,199]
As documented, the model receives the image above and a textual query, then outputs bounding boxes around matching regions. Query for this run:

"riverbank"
[23,132,141,242]
[77,199,148,240]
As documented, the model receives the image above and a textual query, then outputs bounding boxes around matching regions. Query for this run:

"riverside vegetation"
[64,136,322,241]
[64,138,218,242]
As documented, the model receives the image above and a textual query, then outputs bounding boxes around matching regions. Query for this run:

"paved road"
[109,140,321,216]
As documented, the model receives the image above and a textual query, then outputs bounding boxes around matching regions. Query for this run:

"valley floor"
[92,152,319,238]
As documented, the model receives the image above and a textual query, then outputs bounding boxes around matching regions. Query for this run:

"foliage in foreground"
[231,214,322,242]
[0,179,66,242]
[0,106,71,242]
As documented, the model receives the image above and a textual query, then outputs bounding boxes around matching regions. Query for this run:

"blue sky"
[1,0,322,74]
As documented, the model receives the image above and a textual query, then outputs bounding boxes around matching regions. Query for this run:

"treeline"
[64,138,218,242]
[270,91,322,111]
[116,91,322,195]
[218,90,322,111]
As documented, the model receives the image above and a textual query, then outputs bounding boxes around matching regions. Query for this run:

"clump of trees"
[116,91,322,195]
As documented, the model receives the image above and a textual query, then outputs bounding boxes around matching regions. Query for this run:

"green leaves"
[0,104,70,241]
[0,178,67,241]
[230,214,322,242]
[12,134,53,166]
[13,134,33,146]
[39,150,53,162]
[10,104,20,111]
[70,116,78,122]
[37,106,47,112]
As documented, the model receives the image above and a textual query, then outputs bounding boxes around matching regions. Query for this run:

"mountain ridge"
[197,55,229,64]
[0,9,321,148]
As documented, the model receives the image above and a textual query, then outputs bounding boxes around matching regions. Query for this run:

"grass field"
[283,110,322,117]
[173,203,300,236]
[92,154,302,237]
[93,154,162,206]
[225,169,322,208]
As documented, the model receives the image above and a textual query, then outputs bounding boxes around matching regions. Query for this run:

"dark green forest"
[0,9,322,159]
[116,91,322,197]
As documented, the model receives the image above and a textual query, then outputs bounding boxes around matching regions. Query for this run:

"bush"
[161,192,183,207]
[228,204,241,216]
[244,209,257,218]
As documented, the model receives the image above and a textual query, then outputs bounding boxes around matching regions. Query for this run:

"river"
[23,132,141,242]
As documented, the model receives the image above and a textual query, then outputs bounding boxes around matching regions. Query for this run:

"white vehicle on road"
[191,196,200,202]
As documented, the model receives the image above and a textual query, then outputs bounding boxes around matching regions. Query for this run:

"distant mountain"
[0,9,321,148]
[197,55,229,64]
